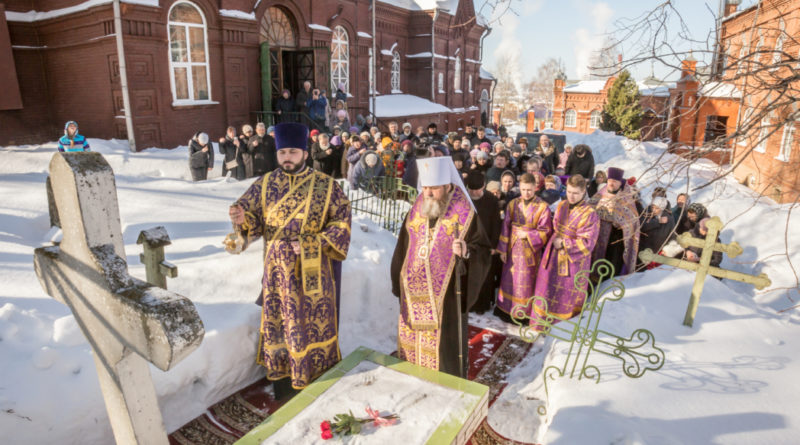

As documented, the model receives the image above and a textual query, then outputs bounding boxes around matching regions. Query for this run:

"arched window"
[454,57,461,92]
[331,26,350,94]
[589,110,601,128]
[438,72,444,92]
[391,51,401,93]
[168,2,210,103]
[771,19,786,70]
[565,109,577,127]
[468,74,473,92]
[260,6,296,47]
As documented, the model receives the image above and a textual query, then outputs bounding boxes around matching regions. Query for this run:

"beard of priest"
[391,156,491,378]
[228,122,352,400]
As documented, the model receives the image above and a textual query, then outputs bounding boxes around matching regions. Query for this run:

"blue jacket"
[58,121,90,152]
[307,96,328,121]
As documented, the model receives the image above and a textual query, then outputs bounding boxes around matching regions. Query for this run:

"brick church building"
[0,0,495,148]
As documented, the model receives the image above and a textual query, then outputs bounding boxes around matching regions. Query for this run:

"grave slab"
[235,347,489,445]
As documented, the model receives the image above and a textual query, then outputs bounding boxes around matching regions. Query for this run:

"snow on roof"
[381,49,393,56]
[357,31,373,39]
[479,67,496,81]
[563,80,609,94]
[5,0,158,22]
[219,9,255,21]
[699,81,742,99]
[308,24,332,32]
[378,0,461,12]
[637,81,675,97]
[369,94,452,117]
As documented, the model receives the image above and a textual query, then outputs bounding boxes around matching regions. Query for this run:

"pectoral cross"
[34,153,205,444]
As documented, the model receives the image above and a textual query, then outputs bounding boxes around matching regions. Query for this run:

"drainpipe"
[431,8,439,102]
[371,0,377,119]
[113,0,136,152]
[478,27,491,63]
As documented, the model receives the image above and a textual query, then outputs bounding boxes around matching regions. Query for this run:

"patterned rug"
[169,325,538,445]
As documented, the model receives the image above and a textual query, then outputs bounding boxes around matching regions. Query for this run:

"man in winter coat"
[466,170,503,313]
[189,132,213,181]
[311,133,340,177]
[350,151,385,191]
[58,121,90,152]
[248,123,277,177]
[307,88,328,131]
[638,196,675,268]
[219,126,245,180]
[275,89,295,123]
[419,122,445,148]
[536,135,559,175]
[565,144,595,180]
[296,81,312,123]
[470,126,491,147]
[486,151,511,183]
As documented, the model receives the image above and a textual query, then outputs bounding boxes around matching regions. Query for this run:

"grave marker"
[33,152,204,445]
[137,226,178,289]
[638,216,771,327]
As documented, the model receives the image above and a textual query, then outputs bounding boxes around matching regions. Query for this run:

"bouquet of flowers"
[320,406,399,440]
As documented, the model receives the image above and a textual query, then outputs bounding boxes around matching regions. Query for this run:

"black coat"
[275,96,295,122]
[686,225,723,267]
[219,137,245,180]
[311,142,342,177]
[296,88,311,113]
[188,138,213,181]
[638,206,675,254]
[247,134,277,177]
[565,151,595,180]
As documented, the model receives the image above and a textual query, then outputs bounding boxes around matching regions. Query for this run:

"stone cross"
[638,216,771,327]
[137,226,178,289]
[33,152,205,445]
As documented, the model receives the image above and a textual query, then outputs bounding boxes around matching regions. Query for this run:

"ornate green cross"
[511,259,665,416]
[638,216,771,327]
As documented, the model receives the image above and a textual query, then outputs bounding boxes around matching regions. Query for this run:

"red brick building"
[550,76,671,140]
[0,0,494,148]
[717,0,800,203]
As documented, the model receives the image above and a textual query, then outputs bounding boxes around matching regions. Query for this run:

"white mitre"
[416,156,476,212]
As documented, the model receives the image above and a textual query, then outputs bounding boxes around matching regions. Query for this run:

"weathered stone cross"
[638,216,771,327]
[33,152,205,444]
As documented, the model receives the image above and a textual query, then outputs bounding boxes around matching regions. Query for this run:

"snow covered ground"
[1,130,798,444]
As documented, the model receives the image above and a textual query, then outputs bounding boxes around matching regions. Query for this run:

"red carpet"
[169,325,538,445]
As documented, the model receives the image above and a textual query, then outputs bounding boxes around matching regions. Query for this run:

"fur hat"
[465,171,486,190]
[486,181,501,193]
[651,196,668,210]
[607,167,625,182]
[274,122,309,151]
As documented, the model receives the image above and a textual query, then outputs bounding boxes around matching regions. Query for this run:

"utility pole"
[113,0,136,152]
[371,0,377,119]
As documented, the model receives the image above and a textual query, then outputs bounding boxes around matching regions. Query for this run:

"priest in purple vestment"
[534,175,600,324]
[495,173,553,322]
[391,156,491,378]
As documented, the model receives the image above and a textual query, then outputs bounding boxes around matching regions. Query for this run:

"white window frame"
[390,50,401,93]
[167,1,212,105]
[589,110,601,129]
[771,19,785,71]
[438,72,444,93]
[736,34,749,75]
[331,25,350,94]
[777,122,794,162]
[454,56,462,93]
[755,117,770,153]
[565,109,577,127]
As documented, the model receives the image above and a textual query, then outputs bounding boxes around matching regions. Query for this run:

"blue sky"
[480,0,757,82]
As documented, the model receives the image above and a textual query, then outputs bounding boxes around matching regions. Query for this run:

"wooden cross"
[137,226,178,289]
[638,216,771,327]
[33,153,205,444]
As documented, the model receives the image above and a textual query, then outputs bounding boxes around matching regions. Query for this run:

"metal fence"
[338,176,417,235]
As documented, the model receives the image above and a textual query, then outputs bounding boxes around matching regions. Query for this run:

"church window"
[168,2,211,103]
[331,26,350,94]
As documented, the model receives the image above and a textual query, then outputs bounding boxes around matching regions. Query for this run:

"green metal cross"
[510,259,666,415]
[638,216,771,327]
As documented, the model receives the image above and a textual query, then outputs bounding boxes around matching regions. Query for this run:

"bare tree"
[588,36,622,79]
[601,0,800,302]
[525,57,566,108]
[492,51,522,121]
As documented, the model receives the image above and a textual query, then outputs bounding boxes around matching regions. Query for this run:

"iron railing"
[338,176,417,236]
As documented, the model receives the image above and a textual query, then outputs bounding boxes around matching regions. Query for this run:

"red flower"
[320,420,331,432]
[321,429,333,440]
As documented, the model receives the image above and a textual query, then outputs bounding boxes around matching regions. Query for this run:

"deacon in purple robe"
[495,173,553,322]
[391,156,491,378]
[228,123,351,400]
[534,175,600,324]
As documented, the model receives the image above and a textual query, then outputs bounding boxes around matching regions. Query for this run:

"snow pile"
[488,129,800,444]
[0,140,398,444]
[369,94,453,117]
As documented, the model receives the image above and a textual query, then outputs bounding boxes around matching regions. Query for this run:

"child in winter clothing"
[58,121,90,152]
